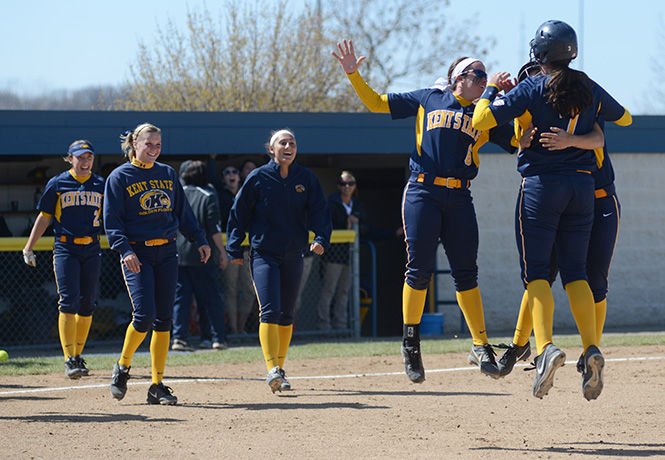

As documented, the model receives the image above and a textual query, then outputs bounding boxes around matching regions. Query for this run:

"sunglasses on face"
[338,181,356,187]
[463,69,487,81]
[223,169,239,176]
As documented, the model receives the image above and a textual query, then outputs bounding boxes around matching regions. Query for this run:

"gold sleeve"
[346,71,390,113]
[614,107,632,126]
[472,97,498,130]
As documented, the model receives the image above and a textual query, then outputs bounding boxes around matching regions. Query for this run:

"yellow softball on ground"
[0,350,8,362]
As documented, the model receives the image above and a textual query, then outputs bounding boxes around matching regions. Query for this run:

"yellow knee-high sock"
[150,330,170,384]
[565,280,597,351]
[118,324,147,368]
[74,314,92,356]
[512,291,533,347]
[277,324,293,368]
[259,322,280,371]
[526,280,555,355]
[456,286,488,346]
[595,299,607,345]
[402,283,427,325]
[58,312,76,359]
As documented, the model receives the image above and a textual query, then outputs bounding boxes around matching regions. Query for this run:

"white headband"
[431,57,481,92]
[269,129,295,147]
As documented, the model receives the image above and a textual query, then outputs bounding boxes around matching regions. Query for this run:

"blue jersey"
[387,88,515,180]
[38,170,104,237]
[103,160,207,259]
[592,117,615,191]
[484,76,625,177]
[226,161,332,260]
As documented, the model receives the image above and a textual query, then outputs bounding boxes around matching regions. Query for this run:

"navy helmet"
[518,60,543,82]
[529,20,578,64]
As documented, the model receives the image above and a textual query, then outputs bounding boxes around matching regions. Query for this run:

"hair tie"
[269,129,295,147]
[438,57,481,92]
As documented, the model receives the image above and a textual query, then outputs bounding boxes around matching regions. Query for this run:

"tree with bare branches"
[119,0,492,112]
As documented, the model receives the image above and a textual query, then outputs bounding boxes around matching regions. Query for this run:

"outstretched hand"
[332,39,366,74]
[488,72,515,92]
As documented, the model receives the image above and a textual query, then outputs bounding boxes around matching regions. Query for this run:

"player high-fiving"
[335,38,516,383]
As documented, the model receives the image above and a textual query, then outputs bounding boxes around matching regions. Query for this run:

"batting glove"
[22,249,36,267]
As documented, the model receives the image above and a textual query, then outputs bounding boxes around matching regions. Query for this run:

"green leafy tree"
[119,0,492,112]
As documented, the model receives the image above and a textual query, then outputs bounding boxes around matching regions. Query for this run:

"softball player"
[105,123,210,405]
[333,40,516,383]
[497,63,622,379]
[23,140,104,379]
[473,20,631,399]
[226,129,332,393]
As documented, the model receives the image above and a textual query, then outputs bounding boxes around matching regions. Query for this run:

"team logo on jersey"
[295,184,305,193]
[492,98,505,106]
[139,189,171,211]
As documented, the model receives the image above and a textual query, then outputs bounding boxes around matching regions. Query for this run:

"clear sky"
[1,0,661,113]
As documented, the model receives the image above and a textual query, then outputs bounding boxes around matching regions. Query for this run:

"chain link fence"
[0,230,360,347]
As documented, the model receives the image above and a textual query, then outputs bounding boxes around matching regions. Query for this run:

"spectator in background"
[239,159,258,185]
[294,248,314,317]
[208,156,257,334]
[316,170,401,330]
[0,215,11,237]
[172,161,229,351]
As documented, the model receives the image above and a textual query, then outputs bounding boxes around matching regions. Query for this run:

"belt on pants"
[416,173,469,189]
[595,188,608,199]
[58,235,98,245]
[130,238,175,247]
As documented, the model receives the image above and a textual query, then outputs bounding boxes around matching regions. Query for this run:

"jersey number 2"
[93,208,101,227]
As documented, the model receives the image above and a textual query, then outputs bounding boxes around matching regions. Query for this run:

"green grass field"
[1,332,664,377]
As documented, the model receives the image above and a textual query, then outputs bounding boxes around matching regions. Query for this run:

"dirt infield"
[1,344,665,459]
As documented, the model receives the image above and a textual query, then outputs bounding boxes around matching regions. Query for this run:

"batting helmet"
[529,20,578,64]
[518,61,543,82]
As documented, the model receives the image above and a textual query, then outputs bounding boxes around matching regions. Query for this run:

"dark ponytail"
[545,62,593,117]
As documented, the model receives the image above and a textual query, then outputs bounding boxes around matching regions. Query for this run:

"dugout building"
[0,111,663,345]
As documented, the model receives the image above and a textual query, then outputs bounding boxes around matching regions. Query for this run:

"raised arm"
[472,72,516,130]
[332,39,390,114]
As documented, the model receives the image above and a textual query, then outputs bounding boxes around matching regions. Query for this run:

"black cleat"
[147,382,178,405]
[581,345,605,401]
[110,362,131,400]
[74,355,89,376]
[530,344,566,399]
[65,356,83,379]
[279,368,292,391]
[495,342,531,377]
[401,343,425,383]
[468,344,501,379]
[576,353,584,374]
